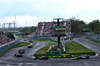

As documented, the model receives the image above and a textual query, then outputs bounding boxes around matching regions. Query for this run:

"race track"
[0,37,100,66]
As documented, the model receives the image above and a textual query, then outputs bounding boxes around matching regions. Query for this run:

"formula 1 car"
[74,55,90,60]
[29,40,34,43]
[15,53,22,57]
[34,56,49,60]
[24,39,27,41]
[28,45,32,48]
[18,49,25,54]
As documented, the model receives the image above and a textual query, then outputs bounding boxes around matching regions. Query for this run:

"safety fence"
[0,39,19,55]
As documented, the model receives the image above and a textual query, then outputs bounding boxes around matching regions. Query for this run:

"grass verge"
[20,37,51,42]
[34,42,96,58]
[70,37,73,40]
[35,42,58,54]
[32,39,51,42]
[90,39,100,44]
[86,37,100,44]
[65,42,95,54]
[11,42,30,49]
[84,37,88,39]
[35,42,95,55]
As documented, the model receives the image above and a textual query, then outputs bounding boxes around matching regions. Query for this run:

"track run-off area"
[0,36,100,66]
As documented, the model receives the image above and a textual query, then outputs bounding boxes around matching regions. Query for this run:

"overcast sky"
[0,0,100,27]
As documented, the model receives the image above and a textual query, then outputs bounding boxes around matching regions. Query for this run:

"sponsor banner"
[55,28,65,30]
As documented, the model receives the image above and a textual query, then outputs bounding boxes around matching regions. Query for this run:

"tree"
[94,27,99,34]
[88,20,100,34]
[29,26,37,33]
[7,32,15,40]
[0,31,4,35]
[71,20,87,33]
[19,26,37,34]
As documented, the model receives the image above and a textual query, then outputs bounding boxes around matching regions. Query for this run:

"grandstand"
[35,20,71,39]
[0,35,13,46]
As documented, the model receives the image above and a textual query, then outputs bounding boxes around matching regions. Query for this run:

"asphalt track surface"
[73,36,100,54]
[0,36,100,66]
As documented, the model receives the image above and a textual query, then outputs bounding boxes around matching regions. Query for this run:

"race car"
[34,56,49,60]
[74,55,90,60]
[15,53,22,57]
[29,40,34,43]
[18,49,25,54]
[24,39,27,41]
[28,45,32,48]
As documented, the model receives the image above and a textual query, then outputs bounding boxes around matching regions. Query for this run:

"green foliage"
[7,32,15,40]
[65,42,94,53]
[71,20,87,33]
[0,31,4,35]
[90,39,100,44]
[35,42,95,54]
[11,42,30,48]
[35,42,58,54]
[70,37,73,40]
[20,37,51,41]
[29,26,37,33]
[88,20,100,34]
[84,37,88,39]
[19,26,37,33]
[88,37,100,44]
[94,27,100,34]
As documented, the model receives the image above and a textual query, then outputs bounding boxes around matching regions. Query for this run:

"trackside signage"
[51,26,66,28]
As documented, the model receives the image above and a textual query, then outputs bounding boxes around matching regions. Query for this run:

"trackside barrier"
[33,52,96,58]
[0,40,19,55]
[88,37,100,43]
